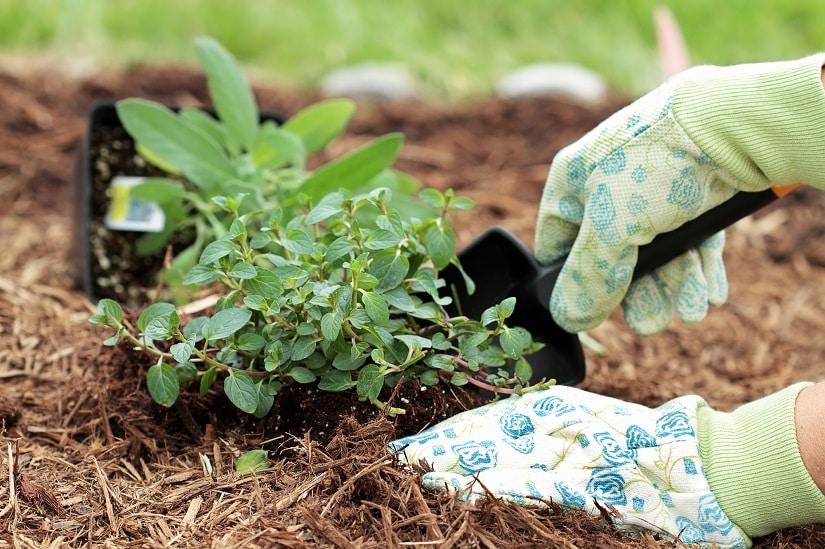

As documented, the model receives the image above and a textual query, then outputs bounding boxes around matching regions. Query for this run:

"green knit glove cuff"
[698,382,825,538]
[674,53,825,189]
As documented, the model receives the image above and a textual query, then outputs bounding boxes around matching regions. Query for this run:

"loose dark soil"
[2,59,825,547]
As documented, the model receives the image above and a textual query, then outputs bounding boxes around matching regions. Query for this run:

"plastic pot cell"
[72,100,282,305]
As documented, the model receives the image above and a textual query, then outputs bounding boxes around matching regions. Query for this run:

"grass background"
[2,0,824,100]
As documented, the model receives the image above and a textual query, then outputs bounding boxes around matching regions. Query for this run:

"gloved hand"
[536,54,825,334]
[390,385,748,548]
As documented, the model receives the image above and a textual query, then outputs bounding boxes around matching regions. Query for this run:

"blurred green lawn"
[2,0,824,100]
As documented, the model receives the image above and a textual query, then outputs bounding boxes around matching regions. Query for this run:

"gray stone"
[319,63,418,100]
[496,63,607,103]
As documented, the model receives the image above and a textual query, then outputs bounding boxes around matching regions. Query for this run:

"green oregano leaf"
[90,299,123,327]
[224,371,258,414]
[289,366,316,384]
[422,223,455,270]
[252,380,274,418]
[362,291,389,326]
[202,308,252,342]
[170,341,195,363]
[356,364,383,404]
[146,363,180,407]
[137,303,177,332]
[318,369,354,392]
[235,449,269,475]
[321,311,343,341]
[199,240,235,265]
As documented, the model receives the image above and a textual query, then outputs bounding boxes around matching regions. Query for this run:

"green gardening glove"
[536,54,825,335]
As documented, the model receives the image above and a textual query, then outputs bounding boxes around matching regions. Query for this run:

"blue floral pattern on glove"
[594,431,636,466]
[555,481,587,510]
[389,386,749,549]
[535,68,745,335]
[587,470,628,506]
[656,409,695,438]
[626,425,658,449]
[452,440,498,473]
[695,494,736,535]
[499,413,534,437]
[533,394,577,417]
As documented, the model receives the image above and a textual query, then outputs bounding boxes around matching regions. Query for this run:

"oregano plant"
[90,187,548,417]
[114,36,427,292]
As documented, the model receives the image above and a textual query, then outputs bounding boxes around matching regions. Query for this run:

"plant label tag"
[104,176,165,232]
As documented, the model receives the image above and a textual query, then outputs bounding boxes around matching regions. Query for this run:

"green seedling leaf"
[306,191,346,225]
[422,223,455,270]
[500,326,531,359]
[480,305,499,327]
[362,291,389,326]
[146,363,180,407]
[89,299,123,327]
[451,196,476,210]
[321,311,343,341]
[137,303,177,332]
[202,308,252,342]
[497,297,517,319]
[170,341,195,363]
[175,362,198,385]
[364,229,401,250]
[290,336,316,361]
[289,366,316,384]
[381,286,415,312]
[116,98,236,190]
[450,372,469,386]
[253,123,306,170]
[514,357,534,383]
[299,133,403,198]
[419,369,439,386]
[245,268,283,298]
[199,366,217,396]
[179,107,227,146]
[102,331,122,347]
[194,36,258,152]
[235,449,268,475]
[318,369,354,392]
[182,317,208,341]
[135,142,181,174]
[395,334,432,353]
[199,239,235,265]
[130,178,187,203]
[227,262,257,279]
[183,265,221,286]
[356,364,383,404]
[237,332,266,353]
[143,311,181,341]
[224,371,258,414]
[419,188,447,209]
[426,354,456,371]
[252,380,274,418]
[283,98,355,154]
[332,346,367,371]
[281,226,315,255]
[370,252,409,293]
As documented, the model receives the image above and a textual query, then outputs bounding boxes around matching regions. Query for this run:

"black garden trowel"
[441,185,797,387]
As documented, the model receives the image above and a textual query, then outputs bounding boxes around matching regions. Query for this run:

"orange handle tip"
[771,183,801,197]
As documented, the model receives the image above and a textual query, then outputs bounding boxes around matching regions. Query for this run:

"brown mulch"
[2,59,825,547]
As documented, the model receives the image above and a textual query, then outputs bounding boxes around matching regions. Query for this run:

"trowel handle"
[536,184,799,306]
[634,184,797,275]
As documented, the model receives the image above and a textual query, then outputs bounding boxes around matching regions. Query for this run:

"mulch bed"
[2,58,825,547]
